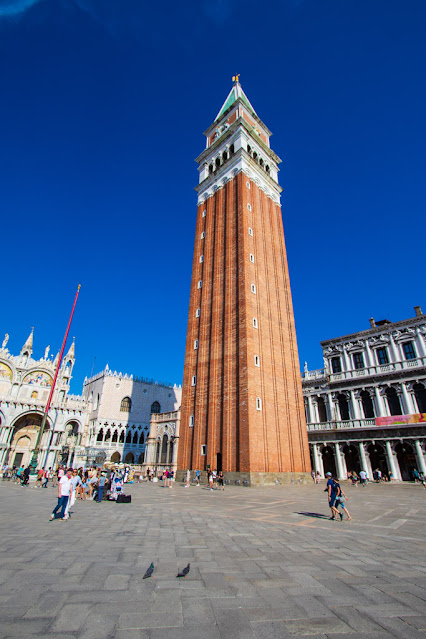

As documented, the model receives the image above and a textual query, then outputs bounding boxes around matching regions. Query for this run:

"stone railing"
[301,369,326,380]
[151,411,179,422]
[307,418,376,432]
[328,356,426,382]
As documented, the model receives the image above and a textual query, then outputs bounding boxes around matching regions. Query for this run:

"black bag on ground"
[117,494,131,503]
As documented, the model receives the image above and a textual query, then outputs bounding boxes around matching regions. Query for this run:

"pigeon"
[143,562,154,579]
[176,563,190,578]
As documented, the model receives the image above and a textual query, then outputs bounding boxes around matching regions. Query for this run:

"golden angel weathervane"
[232,74,240,83]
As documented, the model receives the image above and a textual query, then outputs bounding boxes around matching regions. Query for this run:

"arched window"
[139,432,145,446]
[112,430,118,443]
[413,383,426,413]
[215,157,221,168]
[161,435,168,464]
[126,431,132,444]
[361,390,375,418]
[120,397,131,413]
[209,164,213,174]
[338,393,350,421]
[104,429,111,442]
[119,430,125,443]
[230,144,234,154]
[222,151,228,162]
[386,387,402,416]
[151,401,161,414]
[96,429,104,443]
[133,431,138,444]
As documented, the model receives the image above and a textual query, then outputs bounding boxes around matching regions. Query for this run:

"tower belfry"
[178,80,310,484]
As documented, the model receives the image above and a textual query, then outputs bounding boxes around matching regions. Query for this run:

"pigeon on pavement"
[143,562,154,579]
[176,563,190,578]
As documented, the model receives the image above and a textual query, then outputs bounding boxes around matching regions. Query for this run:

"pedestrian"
[217,470,225,490]
[22,466,31,486]
[208,470,214,491]
[63,469,83,519]
[413,468,420,483]
[311,470,315,483]
[333,479,352,521]
[169,469,174,487]
[195,469,201,486]
[97,472,107,502]
[164,469,169,488]
[35,468,44,487]
[184,469,191,487]
[212,468,217,488]
[50,468,72,520]
[42,467,51,488]
[315,471,321,484]
[325,472,339,520]
[359,469,368,486]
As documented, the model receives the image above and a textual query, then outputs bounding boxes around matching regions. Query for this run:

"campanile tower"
[178,79,310,484]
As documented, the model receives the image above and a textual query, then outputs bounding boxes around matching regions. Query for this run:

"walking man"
[195,469,201,486]
[42,467,51,488]
[359,469,368,486]
[50,468,72,520]
[325,472,339,520]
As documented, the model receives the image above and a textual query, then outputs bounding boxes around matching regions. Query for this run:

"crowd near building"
[0,330,181,475]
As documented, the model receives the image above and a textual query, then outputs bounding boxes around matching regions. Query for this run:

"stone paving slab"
[1,480,426,637]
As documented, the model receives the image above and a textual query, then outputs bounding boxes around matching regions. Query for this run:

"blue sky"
[1,0,425,393]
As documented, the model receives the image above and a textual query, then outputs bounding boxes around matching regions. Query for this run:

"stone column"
[365,341,373,368]
[327,394,335,422]
[415,327,426,358]
[389,333,399,362]
[342,348,351,372]
[385,440,402,480]
[312,443,324,477]
[311,399,319,423]
[414,440,426,476]
[334,442,346,479]
[157,438,163,467]
[166,439,171,467]
[401,383,415,415]
[350,390,361,420]
[374,387,387,416]
[358,442,373,478]
[333,395,341,421]
[306,396,315,423]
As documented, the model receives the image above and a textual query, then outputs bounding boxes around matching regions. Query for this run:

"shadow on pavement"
[295,511,329,519]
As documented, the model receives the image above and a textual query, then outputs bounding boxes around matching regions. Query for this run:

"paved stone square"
[1,479,426,638]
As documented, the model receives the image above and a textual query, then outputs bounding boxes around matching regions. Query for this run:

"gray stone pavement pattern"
[1,479,426,639]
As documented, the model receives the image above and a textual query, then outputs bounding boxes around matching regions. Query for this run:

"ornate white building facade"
[303,307,426,481]
[143,409,181,476]
[0,330,88,469]
[81,368,182,467]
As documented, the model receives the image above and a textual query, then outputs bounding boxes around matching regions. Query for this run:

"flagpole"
[30,285,81,473]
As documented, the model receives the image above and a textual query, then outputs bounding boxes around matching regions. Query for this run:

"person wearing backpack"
[42,467,51,488]
[325,472,340,520]
[333,479,352,521]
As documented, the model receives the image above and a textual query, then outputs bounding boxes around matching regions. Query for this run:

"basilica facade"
[0,330,88,470]
[303,307,426,481]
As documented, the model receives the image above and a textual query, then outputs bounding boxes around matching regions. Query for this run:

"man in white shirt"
[50,468,73,520]
[359,469,368,486]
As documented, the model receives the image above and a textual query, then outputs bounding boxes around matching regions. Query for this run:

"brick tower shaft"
[178,80,310,484]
